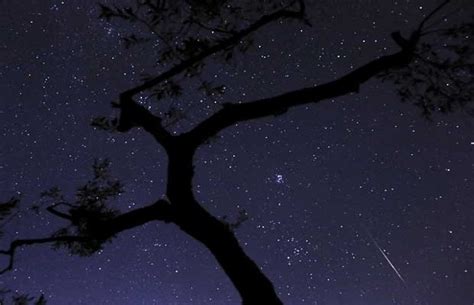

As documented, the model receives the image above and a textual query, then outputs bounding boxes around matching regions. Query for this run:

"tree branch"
[97,199,175,238]
[0,236,85,274]
[46,203,74,220]
[120,1,306,99]
[0,199,175,274]
[417,0,452,33]
[115,1,307,143]
[116,95,173,146]
[186,36,417,146]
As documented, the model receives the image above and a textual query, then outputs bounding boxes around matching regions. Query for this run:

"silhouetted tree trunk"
[166,142,283,304]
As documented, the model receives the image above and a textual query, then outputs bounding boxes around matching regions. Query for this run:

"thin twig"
[417,0,452,32]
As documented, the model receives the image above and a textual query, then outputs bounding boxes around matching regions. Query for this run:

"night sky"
[1,1,473,305]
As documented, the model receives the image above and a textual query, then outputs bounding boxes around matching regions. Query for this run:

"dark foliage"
[40,159,123,256]
[379,20,474,118]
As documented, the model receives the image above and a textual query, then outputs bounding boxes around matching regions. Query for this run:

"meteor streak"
[365,228,406,285]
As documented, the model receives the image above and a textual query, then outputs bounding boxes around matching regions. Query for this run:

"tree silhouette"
[1,1,472,304]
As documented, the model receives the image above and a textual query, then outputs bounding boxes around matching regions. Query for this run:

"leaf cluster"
[379,21,474,118]
[40,160,123,256]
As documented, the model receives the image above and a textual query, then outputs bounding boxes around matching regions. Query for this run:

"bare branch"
[417,0,452,33]
[0,236,85,274]
[98,199,175,237]
[46,203,74,220]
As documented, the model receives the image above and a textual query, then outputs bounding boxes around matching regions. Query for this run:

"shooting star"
[365,227,406,285]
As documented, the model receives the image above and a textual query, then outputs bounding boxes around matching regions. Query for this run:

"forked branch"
[115,0,307,142]
[116,95,173,146]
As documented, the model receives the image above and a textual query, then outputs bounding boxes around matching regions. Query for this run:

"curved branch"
[418,0,452,33]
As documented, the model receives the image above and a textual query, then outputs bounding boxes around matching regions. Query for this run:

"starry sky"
[1,1,473,305]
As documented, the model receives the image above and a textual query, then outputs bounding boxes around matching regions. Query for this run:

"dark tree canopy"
[1,0,472,304]
[379,20,474,117]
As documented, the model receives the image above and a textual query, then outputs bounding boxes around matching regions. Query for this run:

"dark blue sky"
[1,1,473,304]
